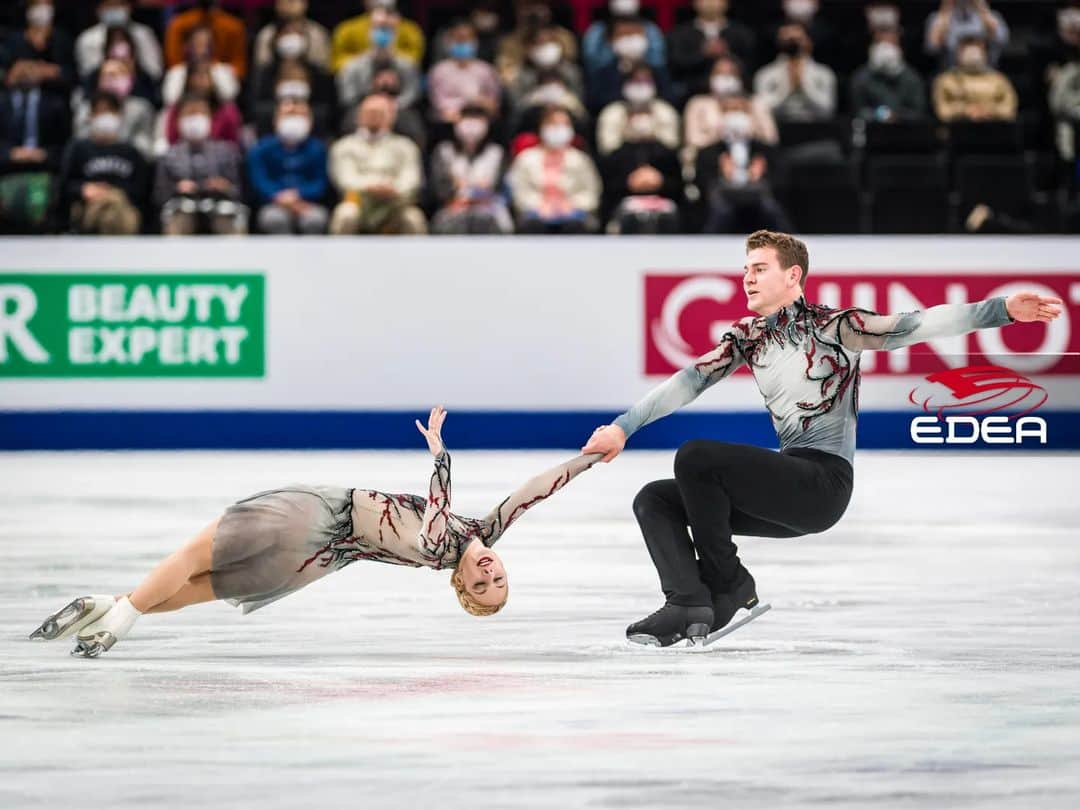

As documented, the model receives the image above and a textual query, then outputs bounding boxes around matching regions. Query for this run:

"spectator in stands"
[506,106,601,234]
[932,35,1017,122]
[331,0,424,74]
[587,16,673,112]
[497,0,579,87]
[925,0,1009,70]
[165,0,247,80]
[1050,46,1080,161]
[74,57,154,157]
[596,64,679,156]
[362,64,426,147]
[60,90,147,235]
[162,23,239,107]
[850,25,927,121]
[1,0,75,100]
[247,97,328,235]
[157,61,241,153]
[583,1,666,81]
[75,0,162,81]
[601,107,683,234]
[428,20,501,128]
[865,2,902,35]
[0,57,70,232]
[1035,3,1080,95]
[252,22,335,137]
[84,24,160,105]
[429,104,513,235]
[506,24,585,112]
[696,97,791,233]
[328,92,425,235]
[667,0,757,99]
[337,6,421,122]
[753,22,836,122]
[510,70,590,137]
[685,56,778,160]
[154,93,247,236]
[431,1,504,65]
[778,0,842,74]
[253,0,331,71]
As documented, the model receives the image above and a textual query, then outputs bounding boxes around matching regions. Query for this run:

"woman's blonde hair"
[450,564,508,617]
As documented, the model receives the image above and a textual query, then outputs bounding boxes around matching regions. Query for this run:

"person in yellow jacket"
[331,0,425,73]
[932,36,1017,121]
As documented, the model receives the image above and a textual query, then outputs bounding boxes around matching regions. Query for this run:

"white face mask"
[867,6,900,30]
[529,42,562,68]
[27,4,55,27]
[958,46,986,71]
[276,113,311,144]
[179,113,212,142]
[100,6,130,27]
[276,33,307,60]
[623,81,655,105]
[540,123,573,148]
[90,112,122,140]
[455,117,488,143]
[710,73,742,97]
[611,0,639,16]
[275,80,311,100]
[723,110,753,139]
[612,33,648,60]
[869,41,902,74]
[783,0,816,22]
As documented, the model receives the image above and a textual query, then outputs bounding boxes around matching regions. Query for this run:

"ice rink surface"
[2,449,1079,810]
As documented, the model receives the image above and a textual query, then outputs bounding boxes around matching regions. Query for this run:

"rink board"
[2,236,1079,449]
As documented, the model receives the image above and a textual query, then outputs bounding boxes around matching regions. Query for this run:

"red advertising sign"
[644,273,1080,376]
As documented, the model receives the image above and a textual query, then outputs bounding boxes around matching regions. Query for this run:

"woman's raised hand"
[415,406,448,455]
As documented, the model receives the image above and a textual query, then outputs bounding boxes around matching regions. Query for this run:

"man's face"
[743,247,801,314]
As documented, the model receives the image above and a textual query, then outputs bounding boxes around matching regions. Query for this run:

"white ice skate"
[28,595,117,641]
[71,597,141,658]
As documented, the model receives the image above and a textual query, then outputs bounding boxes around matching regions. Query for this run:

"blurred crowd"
[1,0,1077,237]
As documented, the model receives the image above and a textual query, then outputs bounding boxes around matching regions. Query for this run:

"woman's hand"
[415,406,447,455]
[1005,292,1064,324]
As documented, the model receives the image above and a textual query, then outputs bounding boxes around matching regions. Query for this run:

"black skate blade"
[701,603,772,646]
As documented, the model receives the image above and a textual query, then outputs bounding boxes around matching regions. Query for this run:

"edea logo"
[908,365,1048,445]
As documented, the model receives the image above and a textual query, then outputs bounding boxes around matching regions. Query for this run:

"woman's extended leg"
[128,519,219,613]
[143,573,216,614]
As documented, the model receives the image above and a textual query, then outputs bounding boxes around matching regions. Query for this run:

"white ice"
[2,450,1079,810]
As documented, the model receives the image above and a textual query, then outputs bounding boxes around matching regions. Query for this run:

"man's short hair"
[746,230,810,284]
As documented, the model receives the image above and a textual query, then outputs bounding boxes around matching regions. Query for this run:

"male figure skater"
[583,230,1064,646]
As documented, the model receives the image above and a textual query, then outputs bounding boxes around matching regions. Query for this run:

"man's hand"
[274,188,300,208]
[1005,292,1064,324]
[415,406,447,456]
[365,182,397,199]
[82,182,108,202]
[582,424,626,463]
[205,176,233,194]
[627,165,662,193]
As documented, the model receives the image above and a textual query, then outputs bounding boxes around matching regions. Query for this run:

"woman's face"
[461,539,508,607]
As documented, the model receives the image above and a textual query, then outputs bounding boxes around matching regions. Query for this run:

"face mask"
[710,73,742,97]
[724,111,753,140]
[90,112,122,139]
[276,33,306,60]
[530,42,562,67]
[778,38,802,57]
[449,41,477,60]
[108,42,132,60]
[101,74,133,98]
[275,80,311,100]
[783,0,816,22]
[540,123,573,148]
[27,4,55,27]
[179,113,212,142]
[276,113,311,144]
[611,0,639,15]
[958,46,986,71]
[626,115,654,140]
[623,81,655,105]
[371,26,393,49]
[867,6,899,30]
[100,6,130,27]
[612,33,648,60]
[455,117,488,143]
[869,41,902,74]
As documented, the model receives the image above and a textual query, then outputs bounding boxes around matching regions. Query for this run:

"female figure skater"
[30,407,599,657]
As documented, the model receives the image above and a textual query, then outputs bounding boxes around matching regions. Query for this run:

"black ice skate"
[626,602,713,647]
[709,566,760,633]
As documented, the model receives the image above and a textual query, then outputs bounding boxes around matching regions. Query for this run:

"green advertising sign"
[0,273,265,377]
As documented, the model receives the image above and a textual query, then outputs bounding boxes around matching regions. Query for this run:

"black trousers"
[632,440,854,606]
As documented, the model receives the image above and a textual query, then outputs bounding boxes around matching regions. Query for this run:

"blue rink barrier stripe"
[1,410,1078,450]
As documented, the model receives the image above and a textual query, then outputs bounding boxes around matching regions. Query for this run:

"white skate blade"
[29,595,115,641]
[701,603,772,646]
